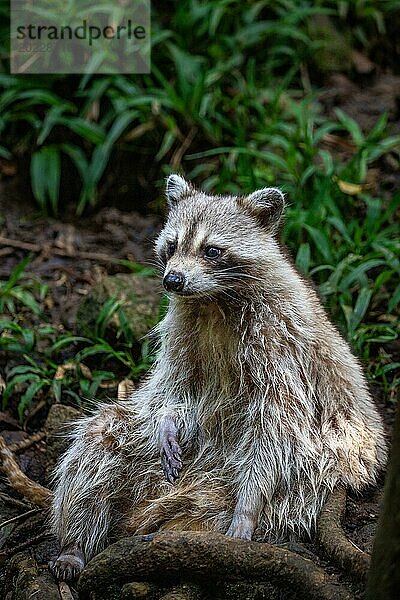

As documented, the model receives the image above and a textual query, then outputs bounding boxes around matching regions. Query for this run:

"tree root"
[0,435,51,507]
[58,581,75,600]
[8,430,46,453]
[317,486,370,582]
[0,428,368,598]
[6,552,61,600]
[121,581,159,599]
[78,531,354,600]
[159,583,204,600]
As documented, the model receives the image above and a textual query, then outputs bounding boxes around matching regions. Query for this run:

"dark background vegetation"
[0,0,399,430]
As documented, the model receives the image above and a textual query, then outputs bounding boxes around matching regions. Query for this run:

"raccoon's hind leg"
[50,404,138,581]
[49,543,84,581]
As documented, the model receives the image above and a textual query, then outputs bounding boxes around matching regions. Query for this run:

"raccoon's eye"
[204,246,222,259]
[167,242,176,258]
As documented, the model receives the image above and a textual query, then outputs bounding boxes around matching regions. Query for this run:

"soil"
[0,67,399,599]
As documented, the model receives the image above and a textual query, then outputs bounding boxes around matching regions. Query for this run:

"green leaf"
[18,380,47,421]
[155,130,176,161]
[58,117,106,144]
[30,150,49,211]
[388,282,400,313]
[381,362,400,374]
[77,111,137,214]
[335,108,364,147]
[349,287,373,336]
[11,288,41,315]
[61,144,89,180]
[45,146,61,215]
[7,364,42,377]
[1,256,31,291]
[340,259,385,291]
[0,145,12,159]
[295,243,310,275]
[303,225,333,263]
[30,145,60,213]
[95,298,121,338]
[47,335,89,354]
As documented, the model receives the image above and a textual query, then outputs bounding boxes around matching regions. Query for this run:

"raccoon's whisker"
[219,289,241,303]
[141,261,164,273]
[217,265,251,274]
[216,273,264,283]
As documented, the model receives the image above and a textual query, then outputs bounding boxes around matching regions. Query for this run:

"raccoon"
[50,175,387,580]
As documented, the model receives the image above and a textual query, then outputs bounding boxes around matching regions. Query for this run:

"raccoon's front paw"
[226,516,254,541]
[49,548,85,581]
[161,434,183,484]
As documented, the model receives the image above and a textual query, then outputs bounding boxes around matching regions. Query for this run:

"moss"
[77,274,162,342]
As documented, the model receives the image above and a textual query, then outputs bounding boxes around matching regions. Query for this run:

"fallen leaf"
[351,50,375,74]
[117,379,135,400]
[54,362,92,380]
[335,178,363,195]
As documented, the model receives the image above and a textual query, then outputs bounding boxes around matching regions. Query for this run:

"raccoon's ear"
[166,174,192,207]
[241,187,285,230]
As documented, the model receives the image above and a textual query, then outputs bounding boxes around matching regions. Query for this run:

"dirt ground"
[0,69,399,599]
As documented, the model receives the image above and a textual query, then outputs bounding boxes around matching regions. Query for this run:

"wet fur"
[50,176,387,578]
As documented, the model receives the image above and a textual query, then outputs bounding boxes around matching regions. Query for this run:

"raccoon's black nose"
[163,271,185,292]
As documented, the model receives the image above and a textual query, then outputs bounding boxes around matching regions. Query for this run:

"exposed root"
[121,581,160,599]
[78,531,354,600]
[8,430,46,453]
[317,486,370,582]
[160,583,204,600]
[0,435,51,507]
[6,552,61,600]
[58,581,75,600]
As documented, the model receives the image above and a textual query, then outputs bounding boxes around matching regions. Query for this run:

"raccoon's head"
[155,174,285,299]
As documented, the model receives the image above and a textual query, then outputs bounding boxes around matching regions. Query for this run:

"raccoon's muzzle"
[163,271,185,292]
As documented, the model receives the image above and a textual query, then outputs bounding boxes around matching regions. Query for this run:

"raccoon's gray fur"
[50,175,387,580]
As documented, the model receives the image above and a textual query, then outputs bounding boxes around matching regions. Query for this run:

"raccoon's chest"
[188,308,247,443]
[194,308,241,390]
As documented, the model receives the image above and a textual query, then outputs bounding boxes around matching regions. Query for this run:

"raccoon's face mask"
[155,175,285,299]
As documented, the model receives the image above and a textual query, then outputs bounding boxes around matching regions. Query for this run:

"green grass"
[0,268,157,420]
[0,0,399,415]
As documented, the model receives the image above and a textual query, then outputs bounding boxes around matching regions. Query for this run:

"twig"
[58,581,75,600]
[0,435,51,507]
[0,492,31,510]
[171,127,197,169]
[316,486,370,582]
[0,235,123,265]
[8,430,46,453]
[6,532,51,554]
[0,508,40,529]
[23,399,48,429]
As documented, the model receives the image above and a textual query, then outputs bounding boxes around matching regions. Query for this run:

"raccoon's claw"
[161,434,182,483]
[49,547,85,581]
